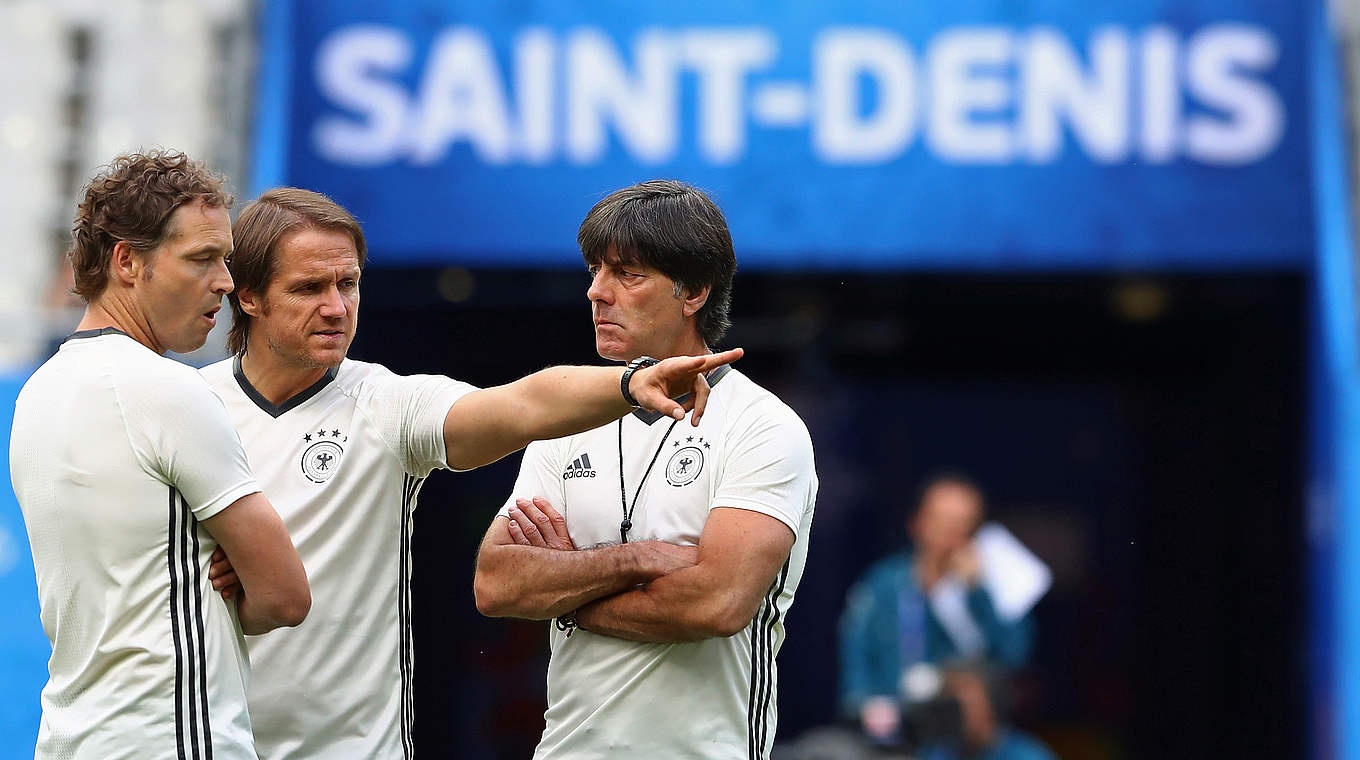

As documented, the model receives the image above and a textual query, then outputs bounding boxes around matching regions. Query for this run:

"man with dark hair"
[473,180,818,759]
[10,151,310,760]
[198,186,738,760]
[839,475,1037,743]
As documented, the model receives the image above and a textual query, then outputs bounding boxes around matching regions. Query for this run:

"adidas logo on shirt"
[562,453,597,479]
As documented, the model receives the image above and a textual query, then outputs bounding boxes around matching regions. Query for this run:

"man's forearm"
[507,366,637,443]
[575,564,755,643]
[474,540,673,620]
[446,351,743,470]
[446,367,634,471]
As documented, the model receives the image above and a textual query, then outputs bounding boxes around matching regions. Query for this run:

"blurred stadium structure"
[0,0,254,370]
[4,0,1360,759]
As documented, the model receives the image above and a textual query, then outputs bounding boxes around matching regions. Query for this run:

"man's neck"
[652,335,710,362]
[77,298,160,354]
[239,345,332,406]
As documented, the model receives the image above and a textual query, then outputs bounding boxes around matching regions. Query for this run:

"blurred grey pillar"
[0,0,256,372]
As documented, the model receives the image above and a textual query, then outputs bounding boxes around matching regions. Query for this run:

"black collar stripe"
[630,363,733,426]
[232,354,338,419]
[61,327,132,344]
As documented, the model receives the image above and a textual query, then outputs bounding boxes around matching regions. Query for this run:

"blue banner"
[259,0,1311,269]
[0,371,45,760]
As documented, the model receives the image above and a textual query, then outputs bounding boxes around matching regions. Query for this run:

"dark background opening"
[348,269,1305,760]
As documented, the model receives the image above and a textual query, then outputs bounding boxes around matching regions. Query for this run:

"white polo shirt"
[501,366,818,760]
[200,356,475,760]
[11,328,262,760]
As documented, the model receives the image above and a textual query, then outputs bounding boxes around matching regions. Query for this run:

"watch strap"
[620,356,660,408]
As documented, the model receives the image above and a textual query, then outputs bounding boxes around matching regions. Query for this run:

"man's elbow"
[696,599,761,638]
[274,587,312,628]
[473,566,512,618]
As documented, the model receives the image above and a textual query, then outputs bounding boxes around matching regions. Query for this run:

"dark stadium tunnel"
[350,267,1304,760]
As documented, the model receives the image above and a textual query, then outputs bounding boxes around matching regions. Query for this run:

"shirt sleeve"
[712,400,816,535]
[360,371,478,477]
[498,438,568,519]
[122,367,260,521]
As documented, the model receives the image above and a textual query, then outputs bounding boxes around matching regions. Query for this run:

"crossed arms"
[473,497,794,643]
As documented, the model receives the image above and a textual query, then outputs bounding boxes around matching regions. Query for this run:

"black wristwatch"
[620,356,660,408]
[555,610,580,637]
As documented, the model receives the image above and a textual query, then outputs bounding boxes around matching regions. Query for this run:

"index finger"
[699,347,743,372]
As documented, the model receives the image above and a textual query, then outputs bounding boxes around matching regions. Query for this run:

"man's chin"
[305,350,346,369]
[595,339,629,362]
[166,331,210,356]
[288,345,347,370]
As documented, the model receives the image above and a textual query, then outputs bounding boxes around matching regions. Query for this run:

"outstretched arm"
[473,507,697,620]
[442,348,743,470]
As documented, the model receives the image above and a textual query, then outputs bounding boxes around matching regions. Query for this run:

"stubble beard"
[266,331,342,371]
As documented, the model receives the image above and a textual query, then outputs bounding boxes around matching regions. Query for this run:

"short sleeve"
[498,439,568,519]
[712,401,816,535]
[359,371,478,477]
[121,368,260,520]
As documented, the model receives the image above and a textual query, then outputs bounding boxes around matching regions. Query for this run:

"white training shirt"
[200,356,475,760]
[10,329,263,760]
[501,366,818,760]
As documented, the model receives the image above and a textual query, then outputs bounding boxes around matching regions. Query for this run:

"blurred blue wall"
[0,371,45,760]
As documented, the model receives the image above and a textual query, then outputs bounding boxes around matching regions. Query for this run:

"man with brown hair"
[10,151,311,760]
[199,186,737,760]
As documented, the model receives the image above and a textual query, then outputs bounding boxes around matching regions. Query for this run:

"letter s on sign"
[313,26,413,167]
[1184,24,1284,166]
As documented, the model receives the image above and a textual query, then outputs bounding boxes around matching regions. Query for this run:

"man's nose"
[587,271,611,303]
[318,286,347,317]
[212,258,234,295]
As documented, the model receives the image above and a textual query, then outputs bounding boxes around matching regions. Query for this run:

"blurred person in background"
[474,180,818,760]
[10,151,310,760]
[919,661,1056,760]
[839,474,1040,743]
[200,187,735,760]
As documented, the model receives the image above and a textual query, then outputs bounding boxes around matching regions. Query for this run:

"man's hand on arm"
[473,498,697,620]
[573,506,795,644]
[442,348,743,470]
[201,492,311,635]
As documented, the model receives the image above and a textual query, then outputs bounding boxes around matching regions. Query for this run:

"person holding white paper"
[838,474,1046,741]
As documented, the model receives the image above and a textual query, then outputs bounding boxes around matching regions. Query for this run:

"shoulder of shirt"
[332,357,435,398]
[332,357,472,408]
[332,356,389,390]
[718,368,810,433]
[105,341,211,390]
[198,355,234,388]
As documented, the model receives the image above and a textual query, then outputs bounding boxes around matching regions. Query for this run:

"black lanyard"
[617,417,680,544]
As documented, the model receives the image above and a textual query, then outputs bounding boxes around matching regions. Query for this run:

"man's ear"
[237,286,263,318]
[681,284,710,318]
[109,241,142,286]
